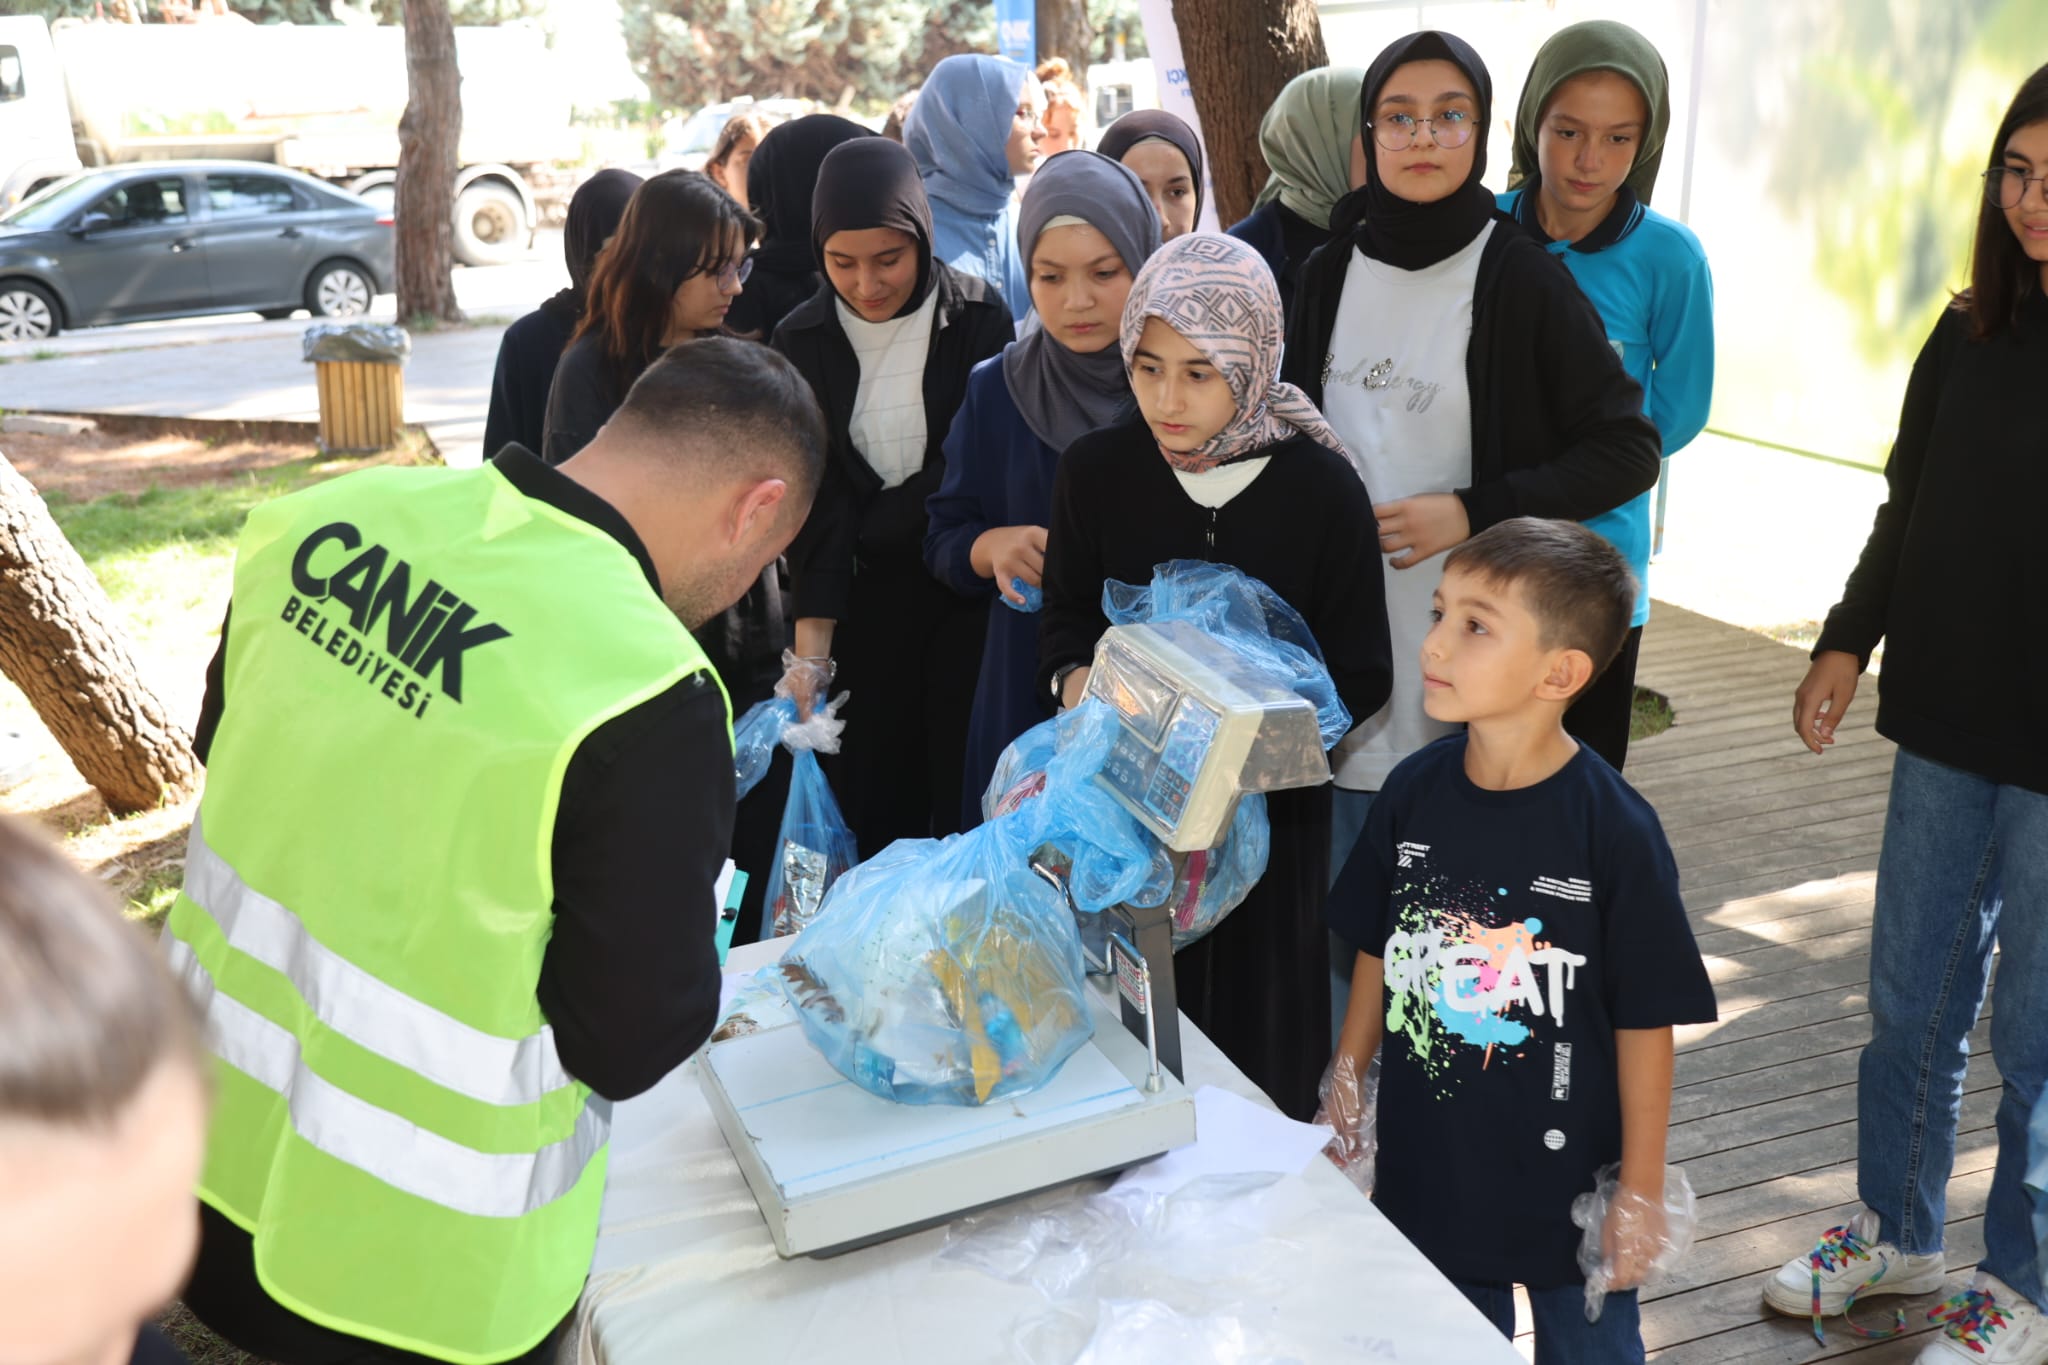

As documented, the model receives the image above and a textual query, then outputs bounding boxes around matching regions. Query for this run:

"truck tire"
[452,181,525,268]
[305,260,374,319]
[0,280,60,341]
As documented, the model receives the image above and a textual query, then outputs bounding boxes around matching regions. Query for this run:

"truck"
[0,15,579,266]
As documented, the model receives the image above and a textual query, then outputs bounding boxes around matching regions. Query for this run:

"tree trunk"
[0,455,198,816]
[396,0,463,325]
[1035,0,1093,68]
[1174,0,1328,227]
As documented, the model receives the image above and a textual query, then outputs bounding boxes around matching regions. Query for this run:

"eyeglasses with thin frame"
[1367,110,1476,152]
[1984,166,2048,210]
[706,256,753,289]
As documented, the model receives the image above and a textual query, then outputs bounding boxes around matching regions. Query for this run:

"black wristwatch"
[1050,662,1083,707]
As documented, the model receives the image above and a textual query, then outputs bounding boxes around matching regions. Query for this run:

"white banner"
[1134,0,1222,233]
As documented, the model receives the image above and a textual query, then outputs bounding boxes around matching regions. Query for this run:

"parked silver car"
[0,161,396,340]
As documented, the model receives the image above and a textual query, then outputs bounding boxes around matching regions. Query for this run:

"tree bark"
[1035,0,1093,68]
[396,0,463,325]
[1174,0,1328,227]
[0,455,198,816]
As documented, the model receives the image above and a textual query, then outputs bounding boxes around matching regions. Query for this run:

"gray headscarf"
[1001,150,1162,453]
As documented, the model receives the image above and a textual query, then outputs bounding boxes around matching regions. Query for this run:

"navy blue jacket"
[924,354,1061,826]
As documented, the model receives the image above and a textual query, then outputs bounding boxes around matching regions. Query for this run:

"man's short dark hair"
[1444,518,1638,691]
[611,337,828,502]
[0,815,200,1127]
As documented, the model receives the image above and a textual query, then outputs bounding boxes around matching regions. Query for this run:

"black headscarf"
[538,169,641,328]
[1096,109,1206,225]
[1333,31,1496,270]
[750,114,875,275]
[811,137,937,318]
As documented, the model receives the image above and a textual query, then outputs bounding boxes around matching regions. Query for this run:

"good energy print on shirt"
[1384,871,1588,1092]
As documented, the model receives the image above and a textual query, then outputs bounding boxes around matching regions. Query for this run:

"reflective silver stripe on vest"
[165,935,609,1219]
[180,817,573,1109]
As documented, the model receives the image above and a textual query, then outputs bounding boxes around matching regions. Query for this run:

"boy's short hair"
[0,815,200,1127]
[1444,518,1638,691]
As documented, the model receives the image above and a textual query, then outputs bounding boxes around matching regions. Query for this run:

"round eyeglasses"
[1983,167,2048,210]
[1367,111,1476,152]
[707,256,754,289]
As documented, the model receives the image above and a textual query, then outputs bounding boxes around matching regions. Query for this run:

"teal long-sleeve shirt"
[1499,188,1714,625]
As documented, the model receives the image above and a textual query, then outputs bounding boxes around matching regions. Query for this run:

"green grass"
[39,456,374,659]
[1629,686,1674,743]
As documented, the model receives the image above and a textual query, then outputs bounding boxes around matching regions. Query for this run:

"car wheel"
[0,281,59,341]
[306,261,373,319]
[258,307,298,320]
[451,181,525,268]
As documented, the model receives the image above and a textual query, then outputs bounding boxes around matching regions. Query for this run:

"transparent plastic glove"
[780,689,849,755]
[1311,1050,1378,1195]
[774,649,837,719]
[1572,1162,1697,1322]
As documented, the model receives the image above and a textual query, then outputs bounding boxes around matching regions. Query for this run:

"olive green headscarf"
[1252,65,1369,230]
[1507,20,1671,205]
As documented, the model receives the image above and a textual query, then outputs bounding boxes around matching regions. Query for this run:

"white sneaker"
[1762,1209,1947,1340]
[1913,1274,2048,1364]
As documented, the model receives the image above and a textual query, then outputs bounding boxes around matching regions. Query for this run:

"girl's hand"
[971,525,1049,606]
[1792,651,1861,754]
[1372,494,1470,569]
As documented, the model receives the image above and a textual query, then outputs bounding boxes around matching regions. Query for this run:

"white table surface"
[564,939,1520,1365]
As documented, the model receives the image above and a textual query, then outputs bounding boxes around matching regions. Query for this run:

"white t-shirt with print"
[1320,222,1492,790]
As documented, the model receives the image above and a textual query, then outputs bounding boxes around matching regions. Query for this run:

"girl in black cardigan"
[1763,65,2048,1351]
[1040,232,1393,1120]
[774,138,1012,855]
[1284,31,1660,887]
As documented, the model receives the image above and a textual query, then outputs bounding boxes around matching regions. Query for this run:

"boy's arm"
[1334,950,1386,1071]
[1607,1025,1677,1287]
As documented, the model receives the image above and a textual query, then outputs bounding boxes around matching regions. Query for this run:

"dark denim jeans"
[1858,747,2048,1307]
[1452,1277,1644,1364]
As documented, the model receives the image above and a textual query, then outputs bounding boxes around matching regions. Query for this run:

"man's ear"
[1537,647,1596,704]
[729,478,789,544]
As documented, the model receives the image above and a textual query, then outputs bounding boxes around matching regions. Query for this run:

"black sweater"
[484,301,577,461]
[1814,294,2048,793]
[772,264,1013,621]
[1037,419,1394,729]
[1283,214,1663,532]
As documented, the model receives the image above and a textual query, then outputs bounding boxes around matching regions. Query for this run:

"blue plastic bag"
[1102,559,1352,748]
[762,750,858,938]
[778,815,1094,1106]
[999,578,1044,613]
[732,697,799,802]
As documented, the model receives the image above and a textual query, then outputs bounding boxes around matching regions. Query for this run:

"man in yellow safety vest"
[168,337,826,1364]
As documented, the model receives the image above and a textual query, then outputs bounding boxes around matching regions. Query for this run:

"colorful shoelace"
[1806,1224,1908,1344]
[1929,1289,2012,1355]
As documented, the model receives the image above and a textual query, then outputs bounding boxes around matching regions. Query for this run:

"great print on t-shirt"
[1384,859,1591,1088]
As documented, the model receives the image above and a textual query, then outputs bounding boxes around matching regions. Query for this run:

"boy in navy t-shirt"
[1323,517,1717,1361]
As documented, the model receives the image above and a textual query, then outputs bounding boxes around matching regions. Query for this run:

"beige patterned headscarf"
[1118,232,1353,474]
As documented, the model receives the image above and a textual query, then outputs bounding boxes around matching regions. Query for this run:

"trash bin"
[302,323,411,452]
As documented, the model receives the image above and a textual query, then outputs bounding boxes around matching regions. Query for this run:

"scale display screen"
[1085,621,1330,851]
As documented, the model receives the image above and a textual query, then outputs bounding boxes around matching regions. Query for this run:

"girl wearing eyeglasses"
[1765,64,2048,1363]
[1499,20,1716,772]
[541,168,789,941]
[543,169,757,464]
[773,138,1013,855]
[1284,32,1659,884]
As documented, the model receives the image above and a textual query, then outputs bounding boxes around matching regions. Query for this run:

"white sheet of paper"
[1112,1084,1334,1198]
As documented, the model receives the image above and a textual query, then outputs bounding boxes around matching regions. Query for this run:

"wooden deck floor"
[1614,604,1998,1363]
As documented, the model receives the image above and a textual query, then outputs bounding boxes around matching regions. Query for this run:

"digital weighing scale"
[700,954,1192,1259]
[700,619,1332,1259]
